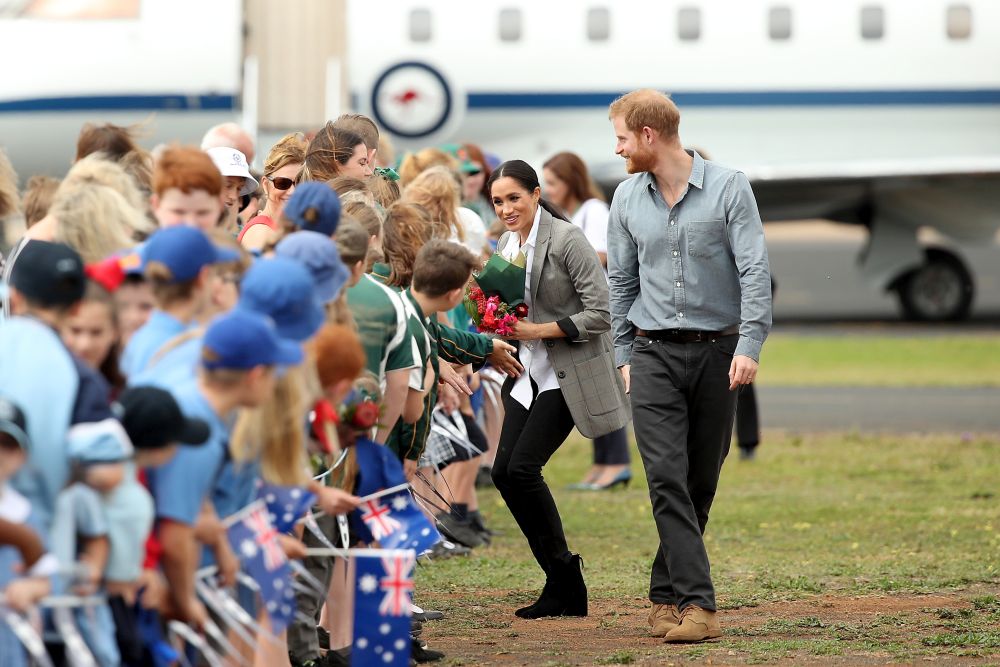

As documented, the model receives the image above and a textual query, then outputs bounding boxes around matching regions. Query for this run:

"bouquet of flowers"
[464,251,528,335]
[339,390,381,431]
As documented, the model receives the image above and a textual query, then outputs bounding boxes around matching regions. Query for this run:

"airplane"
[2,0,999,321]
[0,0,241,178]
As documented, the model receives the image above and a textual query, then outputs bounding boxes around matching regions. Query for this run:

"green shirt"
[378,280,495,461]
[346,274,418,379]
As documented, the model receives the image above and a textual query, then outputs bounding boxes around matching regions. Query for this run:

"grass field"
[757,335,1000,387]
[416,431,1000,665]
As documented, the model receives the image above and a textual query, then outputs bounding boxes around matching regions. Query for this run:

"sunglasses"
[466,169,482,177]
[266,175,296,190]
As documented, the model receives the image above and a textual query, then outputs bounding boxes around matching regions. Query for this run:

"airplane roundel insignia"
[370,61,454,139]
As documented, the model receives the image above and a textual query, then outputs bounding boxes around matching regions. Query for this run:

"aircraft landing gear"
[892,248,974,322]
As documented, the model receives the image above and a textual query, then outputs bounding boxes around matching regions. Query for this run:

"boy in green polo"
[384,241,520,476]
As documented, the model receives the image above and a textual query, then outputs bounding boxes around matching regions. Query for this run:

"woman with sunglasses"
[460,142,494,225]
[238,132,306,251]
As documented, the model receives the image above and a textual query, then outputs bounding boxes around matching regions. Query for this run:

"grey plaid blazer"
[498,207,629,438]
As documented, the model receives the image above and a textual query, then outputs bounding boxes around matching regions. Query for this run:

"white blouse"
[503,206,560,410]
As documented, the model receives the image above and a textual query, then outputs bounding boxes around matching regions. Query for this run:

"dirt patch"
[420,586,1000,666]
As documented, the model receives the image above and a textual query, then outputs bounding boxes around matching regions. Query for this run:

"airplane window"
[409,8,432,42]
[860,5,884,40]
[587,7,611,42]
[499,8,522,42]
[677,7,701,41]
[946,4,972,40]
[769,6,792,40]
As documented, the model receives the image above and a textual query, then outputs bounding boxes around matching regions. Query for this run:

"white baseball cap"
[206,147,259,196]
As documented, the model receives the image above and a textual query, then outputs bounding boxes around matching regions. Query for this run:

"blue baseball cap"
[142,226,240,283]
[274,231,351,304]
[237,257,325,342]
[67,419,135,464]
[201,310,303,371]
[283,182,341,237]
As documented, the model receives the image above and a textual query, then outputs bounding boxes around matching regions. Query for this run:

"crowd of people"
[0,111,628,667]
[0,88,772,666]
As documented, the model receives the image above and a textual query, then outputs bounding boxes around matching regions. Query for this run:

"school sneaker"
[411,638,445,662]
[435,513,485,548]
[648,603,681,637]
[420,540,471,562]
[663,605,722,643]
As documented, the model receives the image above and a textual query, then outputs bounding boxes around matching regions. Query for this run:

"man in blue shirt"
[146,309,302,627]
[608,90,772,643]
[121,226,238,378]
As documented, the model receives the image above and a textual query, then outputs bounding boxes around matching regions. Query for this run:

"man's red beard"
[625,144,656,174]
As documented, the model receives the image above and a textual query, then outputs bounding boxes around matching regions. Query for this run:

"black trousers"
[630,334,739,612]
[492,388,577,574]
[593,426,630,465]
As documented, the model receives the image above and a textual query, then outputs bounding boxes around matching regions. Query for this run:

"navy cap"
[115,386,210,450]
[9,240,86,308]
[283,182,341,237]
[274,231,351,304]
[0,396,29,450]
[201,310,303,371]
[142,226,240,283]
[237,257,325,342]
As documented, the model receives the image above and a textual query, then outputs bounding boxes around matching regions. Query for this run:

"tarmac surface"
[757,385,1000,432]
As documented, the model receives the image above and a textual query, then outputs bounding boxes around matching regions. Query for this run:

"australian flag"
[256,482,316,533]
[226,500,297,633]
[351,438,441,553]
[352,550,415,667]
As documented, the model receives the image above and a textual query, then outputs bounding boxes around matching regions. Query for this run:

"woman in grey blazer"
[487,160,629,619]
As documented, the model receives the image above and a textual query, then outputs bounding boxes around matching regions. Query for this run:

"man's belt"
[635,325,739,343]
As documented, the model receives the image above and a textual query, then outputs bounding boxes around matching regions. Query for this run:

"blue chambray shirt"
[608,150,771,366]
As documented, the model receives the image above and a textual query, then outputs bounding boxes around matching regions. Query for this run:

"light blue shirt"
[121,310,189,379]
[104,465,154,582]
[50,483,109,574]
[145,381,231,525]
[0,317,79,531]
[128,335,201,389]
[608,150,772,366]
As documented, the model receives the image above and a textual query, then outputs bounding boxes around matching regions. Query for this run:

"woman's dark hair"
[486,160,570,222]
[76,123,143,162]
[543,151,605,206]
[301,123,366,183]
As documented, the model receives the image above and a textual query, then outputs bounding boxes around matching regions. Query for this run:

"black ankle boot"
[515,553,587,619]
[557,553,588,617]
[514,577,555,618]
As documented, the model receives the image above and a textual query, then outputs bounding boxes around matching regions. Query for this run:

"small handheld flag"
[226,500,297,632]
[351,549,415,667]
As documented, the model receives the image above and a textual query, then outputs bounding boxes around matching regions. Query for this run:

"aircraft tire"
[895,248,974,322]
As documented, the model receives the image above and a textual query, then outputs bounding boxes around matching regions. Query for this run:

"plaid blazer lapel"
[529,209,553,307]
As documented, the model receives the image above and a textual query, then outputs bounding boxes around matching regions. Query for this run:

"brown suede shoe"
[663,605,722,643]
[648,603,681,637]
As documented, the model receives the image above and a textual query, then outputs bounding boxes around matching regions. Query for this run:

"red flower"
[352,400,380,429]
[515,304,529,318]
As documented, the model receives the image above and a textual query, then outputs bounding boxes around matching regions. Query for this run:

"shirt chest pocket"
[687,219,727,259]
